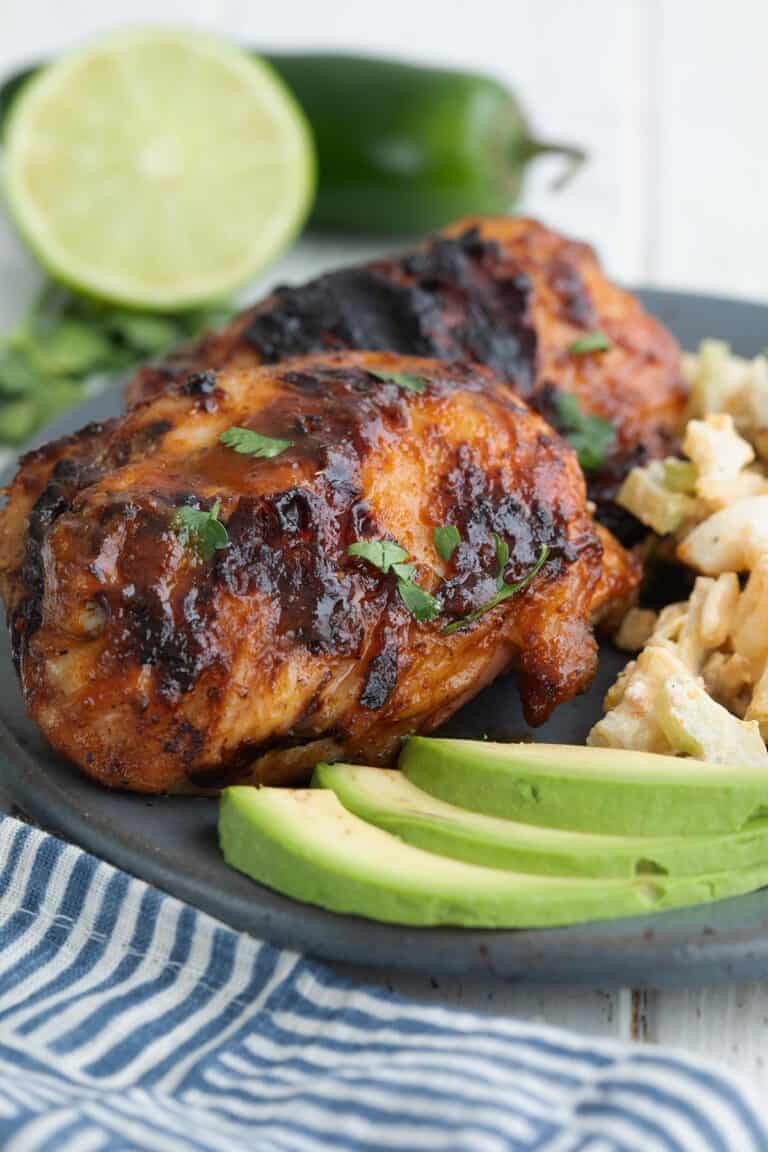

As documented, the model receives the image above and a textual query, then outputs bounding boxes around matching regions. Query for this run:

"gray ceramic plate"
[3,288,768,987]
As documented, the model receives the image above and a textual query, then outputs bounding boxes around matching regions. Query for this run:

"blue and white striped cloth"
[0,812,766,1152]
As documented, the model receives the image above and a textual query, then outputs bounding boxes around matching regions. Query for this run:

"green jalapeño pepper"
[267,54,585,235]
[0,53,585,236]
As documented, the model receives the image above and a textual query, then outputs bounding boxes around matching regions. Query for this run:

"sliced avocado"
[314,763,768,878]
[219,786,768,928]
[400,738,768,837]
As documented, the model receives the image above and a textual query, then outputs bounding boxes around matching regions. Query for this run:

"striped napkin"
[0,812,766,1152]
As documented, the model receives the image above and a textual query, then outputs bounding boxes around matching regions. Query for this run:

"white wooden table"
[2,0,768,1090]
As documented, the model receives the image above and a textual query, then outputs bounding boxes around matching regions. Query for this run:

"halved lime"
[3,28,315,309]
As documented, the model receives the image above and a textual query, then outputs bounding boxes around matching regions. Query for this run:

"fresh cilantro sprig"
[552,392,615,472]
[442,536,549,635]
[433,524,461,563]
[367,368,426,394]
[172,500,229,561]
[397,580,440,622]
[568,330,612,355]
[347,538,439,623]
[0,280,233,446]
[219,426,293,458]
[347,539,411,575]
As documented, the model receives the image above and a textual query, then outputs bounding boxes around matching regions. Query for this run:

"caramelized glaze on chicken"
[0,352,638,793]
[128,217,686,529]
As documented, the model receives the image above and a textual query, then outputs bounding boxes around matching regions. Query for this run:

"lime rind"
[3,28,315,310]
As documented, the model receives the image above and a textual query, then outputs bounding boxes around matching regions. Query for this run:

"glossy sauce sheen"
[128,217,687,536]
[0,353,637,793]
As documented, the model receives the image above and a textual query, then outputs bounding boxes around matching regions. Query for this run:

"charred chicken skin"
[127,217,687,529]
[0,352,638,793]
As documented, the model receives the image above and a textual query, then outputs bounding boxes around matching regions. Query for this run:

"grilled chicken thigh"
[127,217,686,528]
[0,352,638,793]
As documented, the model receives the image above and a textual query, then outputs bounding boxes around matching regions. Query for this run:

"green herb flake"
[347,539,410,573]
[348,537,439,623]
[0,280,235,448]
[568,331,612,356]
[433,524,461,563]
[553,392,615,472]
[172,500,229,561]
[493,532,510,587]
[368,368,426,394]
[442,544,549,635]
[398,579,440,623]
[663,458,698,494]
[219,426,293,458]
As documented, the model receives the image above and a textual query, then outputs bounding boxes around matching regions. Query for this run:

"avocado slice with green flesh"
[400,738,768,837]
[314,763,768,878]
[219,786,768,927]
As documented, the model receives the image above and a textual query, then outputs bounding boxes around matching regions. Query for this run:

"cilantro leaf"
[0,280,235,446]
[568,331,612,355]
[397,579,440,622]
[493,532,510,588]
[391,561,417,583]
[433,524,461,563]
[347,539,411,573]
[219,427,293,458]
[552,392,615,472]
[442,544,549,635]
[172,500,229,561]
[348,537,439,623]
[368,368,426,394]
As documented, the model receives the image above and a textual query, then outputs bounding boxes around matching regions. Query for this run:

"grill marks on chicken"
[127,217,686,525]
[0,352,637,793]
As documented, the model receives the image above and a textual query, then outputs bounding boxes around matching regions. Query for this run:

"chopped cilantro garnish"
[172,500,229,561]
[433,524,461,563]
[397,579,440,622]
[368,368,426,394]
[347,539,411,573]
[348,537,439,623]
[442,540,549,635]
[568,331,612,355]
[553,392,615,472]
[219,426,293,458]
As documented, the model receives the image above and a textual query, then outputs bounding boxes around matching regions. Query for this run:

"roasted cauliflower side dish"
[592,341,768,765]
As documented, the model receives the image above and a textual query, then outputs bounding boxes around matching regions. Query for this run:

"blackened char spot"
[402,228,538,395]
[112,419,172,467]
[245,229,538,397]
[438,444,570,618]
[548,258,596,327]
[162,720,205,762]
[10,454,103,667]
[246,270,443,361]
[219,488,374,657]
[359,626,399,710]
[182,370,218,396]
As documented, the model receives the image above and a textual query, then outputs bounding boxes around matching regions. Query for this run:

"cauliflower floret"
[746,663,768,740]
[677,495,768,573]
[649,602,688,645]
[588,645,687,753]
[657,675,768,768]
[675,577,717,671]
[618,462,699,536]
[685,340,742,418]
[686,341,768,460]
[702,651,753,717]
[730,555,768,678]
[682,414,765,508]
[699,571,740,648]
[613,608,658,653]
